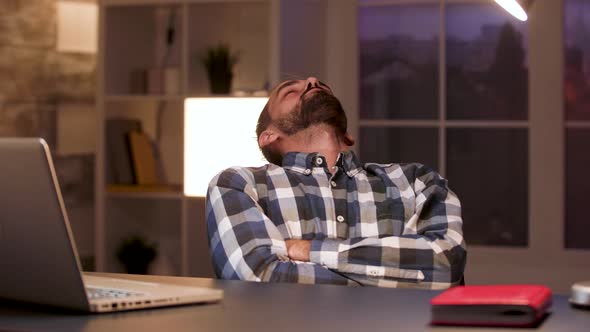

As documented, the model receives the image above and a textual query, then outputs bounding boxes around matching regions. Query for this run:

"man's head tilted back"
[209,76,466,288]
[255,77,355,165]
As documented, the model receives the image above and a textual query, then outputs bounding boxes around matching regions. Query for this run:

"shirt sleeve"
[308,164,466,290]
[206,167,357,286]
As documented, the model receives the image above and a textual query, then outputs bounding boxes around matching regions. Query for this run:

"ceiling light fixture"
[494,0,535,22]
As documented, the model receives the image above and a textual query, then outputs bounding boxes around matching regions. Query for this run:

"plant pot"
[207,71,233,94]
[117,236,157,275]
[124,260,152,275]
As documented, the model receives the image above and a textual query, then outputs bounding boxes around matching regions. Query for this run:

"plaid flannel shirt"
[206,151,466,289]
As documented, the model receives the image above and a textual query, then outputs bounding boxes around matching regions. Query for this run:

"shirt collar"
[281,151,363,177]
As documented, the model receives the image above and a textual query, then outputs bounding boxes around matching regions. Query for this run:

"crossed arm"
[285,240,311,261]
[206,166,466,289]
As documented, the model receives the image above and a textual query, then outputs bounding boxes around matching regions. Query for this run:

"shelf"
[103,0,270,6]
[97,0,273,277]
[107,191,185,200]
[105,94,185,103]
[104,93,269,103]
[102,0,180,7]
[106,184,184,200]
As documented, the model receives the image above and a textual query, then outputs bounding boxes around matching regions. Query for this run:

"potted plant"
[200,44,239,94]
[116,235,157,275]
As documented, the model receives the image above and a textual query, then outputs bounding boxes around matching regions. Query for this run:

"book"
[127,131,160,185]
[106,119,141,184]
[430,285,552,327]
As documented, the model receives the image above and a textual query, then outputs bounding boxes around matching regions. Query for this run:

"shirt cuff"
[309,238,342,269]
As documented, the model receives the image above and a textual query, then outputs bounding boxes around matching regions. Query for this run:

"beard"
[261,90,348,166]
[260,145,284,166]
[275,90,348,138]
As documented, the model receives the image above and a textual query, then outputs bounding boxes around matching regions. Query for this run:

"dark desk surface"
[1,273,589,332]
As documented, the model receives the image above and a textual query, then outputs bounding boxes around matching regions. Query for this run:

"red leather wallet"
[430,285,552,327]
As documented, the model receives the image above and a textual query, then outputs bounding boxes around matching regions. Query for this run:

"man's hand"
[285,240,311,262]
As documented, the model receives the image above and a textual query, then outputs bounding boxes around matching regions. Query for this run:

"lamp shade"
[494,0,535,21]
[184,97,268,197]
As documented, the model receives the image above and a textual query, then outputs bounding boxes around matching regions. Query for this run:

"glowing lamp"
[184,97,268,197]
[56,0,98,53]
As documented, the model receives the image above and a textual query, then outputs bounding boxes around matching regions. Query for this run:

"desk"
[1,273,589,332]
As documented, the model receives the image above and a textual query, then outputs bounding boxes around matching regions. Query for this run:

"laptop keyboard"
[86,287,145,300]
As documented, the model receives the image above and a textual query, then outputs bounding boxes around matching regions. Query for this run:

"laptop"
[0,138,222,312]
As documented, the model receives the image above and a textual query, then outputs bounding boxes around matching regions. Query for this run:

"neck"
[279,124,348,168]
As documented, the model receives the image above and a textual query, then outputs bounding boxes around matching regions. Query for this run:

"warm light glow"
[494,0,528,21]
[184,97,268,197]
[56,1,98,53]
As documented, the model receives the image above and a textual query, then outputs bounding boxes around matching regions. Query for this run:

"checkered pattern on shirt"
[206,151,466,289]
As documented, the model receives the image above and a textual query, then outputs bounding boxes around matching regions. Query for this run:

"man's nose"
[305,77,321,89]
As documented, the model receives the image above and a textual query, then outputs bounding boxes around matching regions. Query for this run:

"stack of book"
[106,118,178,193]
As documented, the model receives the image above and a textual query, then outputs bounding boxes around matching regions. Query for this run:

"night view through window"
[565,0,590,249]
[446,4,528,120]
[446,4,528,247]
[359,4,527,120]
[358,2,529,246]
[359,5,439,120]
[565,0,590,121]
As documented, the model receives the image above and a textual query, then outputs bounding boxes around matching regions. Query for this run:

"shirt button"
[330,181,337,188]
[304,169,311,175]
[336,215,345,223]
[315,157,323,165]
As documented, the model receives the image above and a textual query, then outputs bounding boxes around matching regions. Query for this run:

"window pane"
[565,0,590,121]
[358,5,439,119]
[447,129,528,246]
[565,129,590,249]
[446,4,528,120]
[359,127,438,171]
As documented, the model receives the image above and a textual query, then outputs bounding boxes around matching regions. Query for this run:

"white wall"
[277,0,327,80]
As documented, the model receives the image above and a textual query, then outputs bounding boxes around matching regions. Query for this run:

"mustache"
[301,83,330,99]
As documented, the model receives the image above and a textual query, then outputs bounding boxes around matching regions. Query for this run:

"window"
[564,0,590,249]
[358,0,529,246]
[359,5,439,120]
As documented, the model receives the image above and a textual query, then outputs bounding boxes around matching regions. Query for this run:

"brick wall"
[0,0,97,268]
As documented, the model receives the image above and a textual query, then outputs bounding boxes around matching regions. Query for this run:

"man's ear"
[343,132,355,146]
[258,129,280,148]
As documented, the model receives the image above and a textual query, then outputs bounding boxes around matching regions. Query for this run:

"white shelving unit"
[95,0,358,277]
[96,0,274,277]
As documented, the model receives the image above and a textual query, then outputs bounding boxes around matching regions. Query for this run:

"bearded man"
[206,77,466,289]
